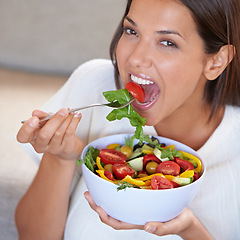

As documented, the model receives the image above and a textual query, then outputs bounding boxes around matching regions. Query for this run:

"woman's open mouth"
[130,73,160,109]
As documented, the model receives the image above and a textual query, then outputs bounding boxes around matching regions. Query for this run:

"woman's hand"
[17,108,84,160]
[84,191,214,239]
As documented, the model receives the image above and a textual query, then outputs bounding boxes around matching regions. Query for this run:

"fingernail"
[58,109,68,117]
[73,112,82,118]
[29,117,38,127]
[145,225,156,233]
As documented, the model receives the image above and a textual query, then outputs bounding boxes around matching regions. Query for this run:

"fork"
[21,95,135,124]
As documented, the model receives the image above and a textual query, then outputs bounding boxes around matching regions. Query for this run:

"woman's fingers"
[17,108,83,158]
[33,109,69,152]
[32,109,49,118]
[47,113,74,152]
[84,191,144,231]
[60,112,82,148]
[144,208,194,236]
[17,116,40,143]
[17,109,50,143]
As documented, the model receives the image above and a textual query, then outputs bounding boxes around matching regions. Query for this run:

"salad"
[78,82,203,190]
[80,135,202,190]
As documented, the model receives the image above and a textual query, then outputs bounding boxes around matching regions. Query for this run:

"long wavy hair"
[109,0,240,118]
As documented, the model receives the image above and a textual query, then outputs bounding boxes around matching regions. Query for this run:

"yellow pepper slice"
[162,144,175,150]
[142,149,154,154]
[121,175,146,186]
[179,151,202,173]
[164,175,175,181]
[137,173,165,181]
[96,170,114,182]
[140,185,152,189]
[107,143,121,149]
[180,170,194,178]
[96,157,104,170]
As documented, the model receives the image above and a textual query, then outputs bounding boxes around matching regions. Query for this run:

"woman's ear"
[203,44,235,80]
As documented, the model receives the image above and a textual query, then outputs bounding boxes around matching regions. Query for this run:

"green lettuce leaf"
[103,89,146,144]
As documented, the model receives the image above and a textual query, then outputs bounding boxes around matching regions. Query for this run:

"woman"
[16,0,240,239]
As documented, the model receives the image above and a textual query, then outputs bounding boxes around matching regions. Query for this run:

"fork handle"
[21,103,102,124]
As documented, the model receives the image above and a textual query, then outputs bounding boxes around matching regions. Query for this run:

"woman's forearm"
[15,153,77,240]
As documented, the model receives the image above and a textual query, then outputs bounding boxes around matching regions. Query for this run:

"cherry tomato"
[156,161,180,176]
[175,158,194,171]
[104,171,114,181]
[193,171,200,181]
[143,154,161,168]
[151,176,173,190]
[120,145,133,158]
[146,161,159,174]
[99,149,127,165]
[113,163,136,180]
[125,82,145,103]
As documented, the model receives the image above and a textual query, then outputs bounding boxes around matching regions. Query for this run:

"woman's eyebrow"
[156,30,184,39]
[125,16,137,26]
[125,16,184,39]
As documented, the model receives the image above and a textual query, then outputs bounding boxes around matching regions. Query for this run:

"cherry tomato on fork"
[125,82,145,103]
[99,149,127,165]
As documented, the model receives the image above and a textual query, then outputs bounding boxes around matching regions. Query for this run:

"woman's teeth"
[130,74,154,85]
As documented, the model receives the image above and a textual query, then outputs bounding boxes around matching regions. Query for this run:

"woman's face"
[116,0,210,126]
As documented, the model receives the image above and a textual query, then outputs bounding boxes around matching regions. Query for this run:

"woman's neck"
[154,105,225,151]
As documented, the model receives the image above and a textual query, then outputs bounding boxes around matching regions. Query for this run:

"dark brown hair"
[110,0,240,117]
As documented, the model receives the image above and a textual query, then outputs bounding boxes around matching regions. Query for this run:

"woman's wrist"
[43,152,78,171]
[178,214,214,240]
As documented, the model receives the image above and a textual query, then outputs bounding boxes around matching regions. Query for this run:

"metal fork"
[21,95,135,124]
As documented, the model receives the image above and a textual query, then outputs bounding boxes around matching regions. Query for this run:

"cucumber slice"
[172,177,192,186]
[128,157,144,171]
[128,148,144,160]
[141,144,154,151]
[153,148,169,162]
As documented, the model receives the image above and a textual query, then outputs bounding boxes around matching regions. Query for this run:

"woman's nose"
[128,41,152,68]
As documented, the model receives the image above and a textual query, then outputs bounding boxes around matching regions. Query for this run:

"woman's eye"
[160,40,177,48]
[123,27,138,36]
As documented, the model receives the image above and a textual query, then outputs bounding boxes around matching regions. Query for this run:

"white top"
[22,59,240,240]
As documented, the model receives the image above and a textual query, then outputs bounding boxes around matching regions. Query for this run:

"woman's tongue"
[140,83,160,103]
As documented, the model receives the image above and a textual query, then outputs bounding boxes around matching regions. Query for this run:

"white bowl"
[81,134,205,225]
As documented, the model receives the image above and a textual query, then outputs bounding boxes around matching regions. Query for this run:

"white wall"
[0,0,126,75]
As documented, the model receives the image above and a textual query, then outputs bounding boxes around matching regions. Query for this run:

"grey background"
[0,0,126,75]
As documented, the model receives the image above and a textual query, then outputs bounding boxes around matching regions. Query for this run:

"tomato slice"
[175,158,194,171]
[113,163,136,180]
[104,170,114,181]
[125,82,145,103]
[151,176,173,190]
[99,149,127,165]
[156,161,180,176]
[170,180,180,188]
[143,154,161,168]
